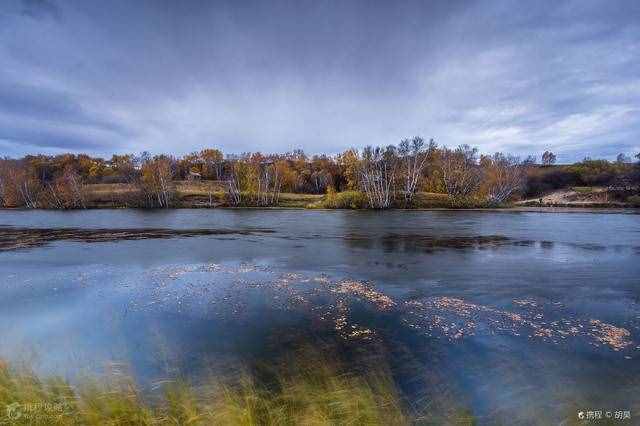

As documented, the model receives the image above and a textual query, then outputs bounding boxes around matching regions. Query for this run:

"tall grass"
[0,351,408,425]
[308,189,368,209]
[308,188,494,209]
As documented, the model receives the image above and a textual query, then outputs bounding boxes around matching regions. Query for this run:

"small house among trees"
[187,171,202,181]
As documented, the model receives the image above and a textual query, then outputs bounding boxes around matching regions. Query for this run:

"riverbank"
[82,182,640,209]
[518,186,639,208]
[81,181,325,208]
[2,181,638,210]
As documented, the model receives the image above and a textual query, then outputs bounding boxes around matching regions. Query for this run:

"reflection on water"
[344,233,511,253]
[0,226,275,251]
[0,209,639,424]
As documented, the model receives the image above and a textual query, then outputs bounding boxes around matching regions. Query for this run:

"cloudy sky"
[1,0,639,162]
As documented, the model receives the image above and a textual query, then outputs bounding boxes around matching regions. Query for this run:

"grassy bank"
[20,181,640,210]
[0,351,410,425]
[83,182,324,209]
[306,190,490,209]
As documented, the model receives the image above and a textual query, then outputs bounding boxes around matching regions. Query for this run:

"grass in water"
[0,350,408,425]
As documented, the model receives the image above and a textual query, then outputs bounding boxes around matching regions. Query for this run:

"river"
[1,209,638,423]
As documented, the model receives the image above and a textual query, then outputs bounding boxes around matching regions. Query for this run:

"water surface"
[1,209,638,423]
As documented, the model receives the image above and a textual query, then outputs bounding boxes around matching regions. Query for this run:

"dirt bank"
[518,187,635,208]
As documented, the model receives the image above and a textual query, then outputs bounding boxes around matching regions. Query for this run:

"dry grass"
[411,192,452,208]
[277,193,323,208]
[0,350,409,425]
[571,186,595,193]
[174,180,227,195]
[81,184,495,209]
[85,183,138,196]
[83,182,323,208]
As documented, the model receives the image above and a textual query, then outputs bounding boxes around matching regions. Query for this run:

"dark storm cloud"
[0,0,638,161]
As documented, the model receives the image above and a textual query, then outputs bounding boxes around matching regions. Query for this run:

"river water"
[1,209,639,423]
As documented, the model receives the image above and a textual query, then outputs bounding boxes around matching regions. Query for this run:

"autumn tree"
[0,159,42,208]
[422,145,444,193]
[337,149,360,191]
[87,159,106,182]
[481,153,528,206]
[0,159,45,207]
[178,152,202,179]
[107,154,138,183]
[275,158,298,193]
[76,154,97,179]
[633,153,640,186]
[308,155,333,194]
[45,166,87,209]
[140,156,175,208]
[226,158,249,206]
[541,151,557,166]
[249,153,282,206]
[0,159,14,207]
[441,145,481,200]
[358,145,398,209]
[225,154,283,206]
[398,136,432,206]
[200,149,224,180]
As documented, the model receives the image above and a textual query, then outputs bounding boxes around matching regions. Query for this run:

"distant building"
[187,171,202,181]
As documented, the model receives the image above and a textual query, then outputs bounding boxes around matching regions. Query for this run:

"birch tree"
[226,160,244,206]
[250,155,282,206]
[441,145,481,199]
[0,160,7,207]
[59,166,86,208]
[359,145,398,209]
[5,161,42,208]
[482,153,528,206]
[541,151,556,166]
[398,137,432,206]
[200,149,224,180]
[141,157,174,208]
[226,156,283,207]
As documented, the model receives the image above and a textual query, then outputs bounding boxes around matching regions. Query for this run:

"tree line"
[1,141,638,209]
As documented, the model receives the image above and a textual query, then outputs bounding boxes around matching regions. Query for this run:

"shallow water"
[1,209,639,423]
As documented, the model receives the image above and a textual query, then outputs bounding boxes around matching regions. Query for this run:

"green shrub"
[568,159,626,186]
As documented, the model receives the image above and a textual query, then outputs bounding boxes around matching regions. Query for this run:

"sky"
[1,0,639,162]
